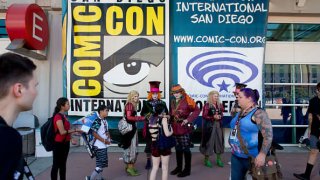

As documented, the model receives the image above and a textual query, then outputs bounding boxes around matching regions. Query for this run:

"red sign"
[6,4,49,50]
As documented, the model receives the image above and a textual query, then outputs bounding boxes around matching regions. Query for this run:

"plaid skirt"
[175,134,192,150]
[94,147,108,168]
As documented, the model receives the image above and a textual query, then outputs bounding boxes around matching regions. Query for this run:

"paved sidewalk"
[28,146,320,180]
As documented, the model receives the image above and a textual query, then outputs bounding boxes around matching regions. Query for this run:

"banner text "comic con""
[71,4,164,97]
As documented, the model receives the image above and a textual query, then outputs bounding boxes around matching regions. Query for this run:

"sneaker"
[293,173,309,180]
[85,176,90,180]
[126,167,140,176]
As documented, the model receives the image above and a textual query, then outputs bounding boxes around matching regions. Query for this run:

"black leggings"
[51,142,70,180]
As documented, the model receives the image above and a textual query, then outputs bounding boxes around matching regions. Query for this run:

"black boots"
[177,151,191,178]
[170,167,181,175]
[293,163,313,180]
[170,151,183,175]
[293,173,310,180]
[171,150,192,177]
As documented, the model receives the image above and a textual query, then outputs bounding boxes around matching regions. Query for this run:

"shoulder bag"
[236,116,282,180]
[118,117,132,135]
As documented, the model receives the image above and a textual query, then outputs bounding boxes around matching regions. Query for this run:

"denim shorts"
[309,135,319,149]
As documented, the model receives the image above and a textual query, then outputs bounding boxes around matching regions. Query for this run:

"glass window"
[264,64,318,144]
[295,86,314,104]
[267,23,293,41]
[295,65,320,83]
[272,126,307,144]
[293,24,320,42]
[265,85,291,104]
[264,64,291,83]
[0,19,8,38]
[267,23,320,42]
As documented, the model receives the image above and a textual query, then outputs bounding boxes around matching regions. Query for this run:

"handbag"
[236,116,282,180]
[249,155,279,180]
[157,124,176,150]
[118,117,132,135]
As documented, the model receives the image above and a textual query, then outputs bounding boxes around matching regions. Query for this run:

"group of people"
[0,51,320,180]
[117,81,275,180]
[117,82,201,179]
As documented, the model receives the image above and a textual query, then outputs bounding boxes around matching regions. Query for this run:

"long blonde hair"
[207,90,221,107]
[126,90,139,110]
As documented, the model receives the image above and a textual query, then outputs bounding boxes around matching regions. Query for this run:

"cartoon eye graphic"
[124,61,141,75]
[104,61,151,85]
[100,38,164,88]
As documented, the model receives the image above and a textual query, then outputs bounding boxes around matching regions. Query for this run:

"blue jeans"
[231,154,250,180]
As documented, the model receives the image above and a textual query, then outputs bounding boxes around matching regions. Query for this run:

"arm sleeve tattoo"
[254,109,273,155]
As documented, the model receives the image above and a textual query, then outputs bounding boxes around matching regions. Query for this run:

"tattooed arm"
[252,108,273,167]
[253,109,273,154]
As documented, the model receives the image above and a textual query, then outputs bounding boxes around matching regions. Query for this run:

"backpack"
[40,113,65,152]
[81,117,102,158]
[81,130,96,158]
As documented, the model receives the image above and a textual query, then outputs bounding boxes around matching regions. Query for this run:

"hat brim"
[147,91,162,93]
[171,89,184,94]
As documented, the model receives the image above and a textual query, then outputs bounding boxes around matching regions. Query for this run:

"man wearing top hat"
[230,83,247,117]
[141,81,168,170]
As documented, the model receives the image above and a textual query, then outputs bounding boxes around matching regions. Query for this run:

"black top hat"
[147,81,162,93]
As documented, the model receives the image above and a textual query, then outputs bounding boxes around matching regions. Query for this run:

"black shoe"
[170,167,182,175]
[293,173,309,180]
[177,170,190,178]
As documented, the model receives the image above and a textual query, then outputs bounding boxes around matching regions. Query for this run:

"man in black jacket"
[294,82,320,180]
[0,53,37,180]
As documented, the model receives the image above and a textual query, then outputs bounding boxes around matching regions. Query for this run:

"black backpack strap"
[54,113,67,142]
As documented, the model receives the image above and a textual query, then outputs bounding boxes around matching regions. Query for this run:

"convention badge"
[230,128,237,140]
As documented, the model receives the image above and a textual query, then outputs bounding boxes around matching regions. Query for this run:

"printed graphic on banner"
[66,0,169,116]
[178,47,263,113]
[171,0,269,115]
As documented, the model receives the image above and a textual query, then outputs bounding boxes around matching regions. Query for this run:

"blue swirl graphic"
[186,50,258,88]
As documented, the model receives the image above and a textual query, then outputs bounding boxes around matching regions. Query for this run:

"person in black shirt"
[0,53,37,179]
[294,82,320,180]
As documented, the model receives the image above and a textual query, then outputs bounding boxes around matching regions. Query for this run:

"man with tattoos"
[228,88,273,180]
[294,82,320,180]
